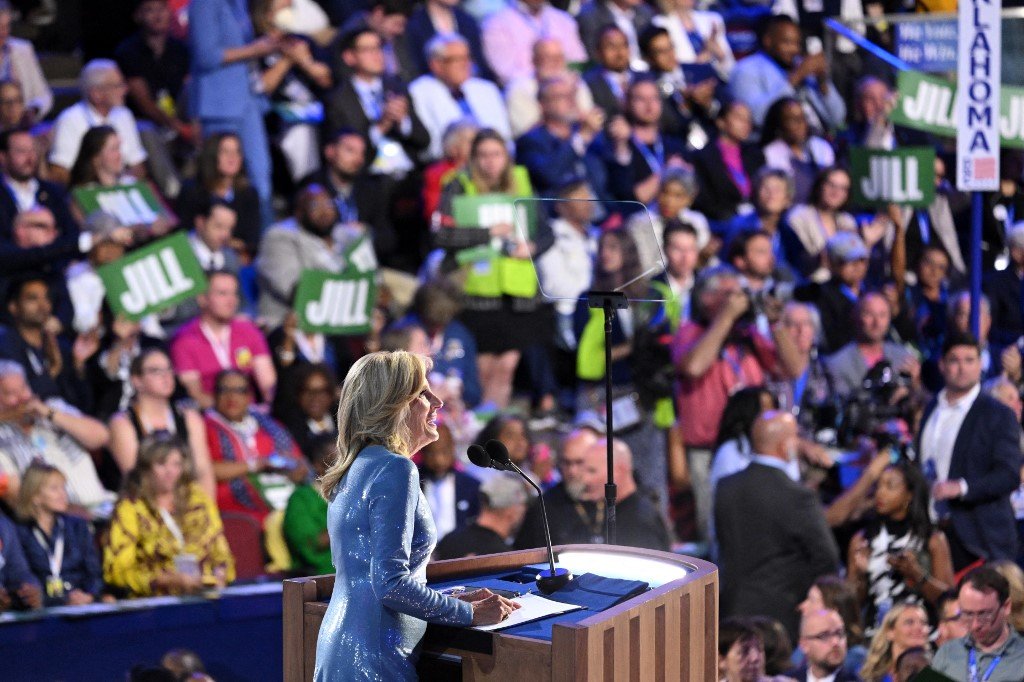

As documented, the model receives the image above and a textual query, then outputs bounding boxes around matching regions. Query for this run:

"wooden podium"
[283,544,718,681]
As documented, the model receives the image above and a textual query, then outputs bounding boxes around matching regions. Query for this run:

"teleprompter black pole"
[586,291,628,544]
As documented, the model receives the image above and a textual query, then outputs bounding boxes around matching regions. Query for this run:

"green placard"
[72,181,176,225]
[891,70,1024,149]
[451,193,536,238]
[341,236,377,274]
[850,147,936,208]
[294,270,377,334]
[97,232,207,321]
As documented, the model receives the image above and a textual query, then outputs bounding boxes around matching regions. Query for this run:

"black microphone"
[466,444,494,469]
[482,439,572,594]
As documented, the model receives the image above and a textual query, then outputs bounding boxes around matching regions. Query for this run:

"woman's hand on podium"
[470,594,521,626]
[455,588,496,603]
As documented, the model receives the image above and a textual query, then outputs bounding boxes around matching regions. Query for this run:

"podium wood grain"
[283,545,718,681]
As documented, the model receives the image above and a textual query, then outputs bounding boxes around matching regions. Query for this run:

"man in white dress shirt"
[47,60,148,186]
[918,332,1021,570]
[409,33,512,161]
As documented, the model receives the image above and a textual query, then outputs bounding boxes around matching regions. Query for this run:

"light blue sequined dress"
[314,446,473,681]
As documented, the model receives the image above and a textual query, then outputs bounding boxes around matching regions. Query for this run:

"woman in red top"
[204,369,309,526]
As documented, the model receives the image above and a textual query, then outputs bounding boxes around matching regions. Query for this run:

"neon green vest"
[578,300,677,428]
[459,167,539,299]
[576,308,606,381]
[649,280,682,332]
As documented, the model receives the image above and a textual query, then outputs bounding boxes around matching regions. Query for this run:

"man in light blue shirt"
[730,15,845,135]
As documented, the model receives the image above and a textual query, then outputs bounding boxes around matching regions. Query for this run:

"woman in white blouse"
[653,0,735,80]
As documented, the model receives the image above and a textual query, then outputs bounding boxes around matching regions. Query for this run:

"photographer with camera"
[824,292,921,401]
[672,265,805,542]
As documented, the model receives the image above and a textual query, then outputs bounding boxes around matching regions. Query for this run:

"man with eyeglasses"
[47,59,148,187]
[787,609,858,682]
[932,566,1024,682]
[410,33,511,161]
[936,589,969,648]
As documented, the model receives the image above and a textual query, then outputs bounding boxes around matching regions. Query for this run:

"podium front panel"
[283,545,718,681]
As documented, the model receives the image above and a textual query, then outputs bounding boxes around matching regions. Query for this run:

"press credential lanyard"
[968,648,1001,682]
[159,507,185,549]
[33,522,64,580]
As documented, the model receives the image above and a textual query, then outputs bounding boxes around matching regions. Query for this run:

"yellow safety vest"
[458,167,539,299]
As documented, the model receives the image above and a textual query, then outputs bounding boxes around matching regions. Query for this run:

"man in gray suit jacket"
[257,184,357,328]
[715,411,839,639]
[824,291,919,397]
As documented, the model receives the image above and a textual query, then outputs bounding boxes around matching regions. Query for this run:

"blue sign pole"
[970,192,983,338]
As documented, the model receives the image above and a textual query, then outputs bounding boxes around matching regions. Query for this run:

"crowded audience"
[0,4,1023,680]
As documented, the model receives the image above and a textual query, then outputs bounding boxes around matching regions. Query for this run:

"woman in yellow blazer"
[104,434,235,597]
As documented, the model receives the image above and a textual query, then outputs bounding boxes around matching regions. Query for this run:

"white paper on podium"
[471,592,583,632]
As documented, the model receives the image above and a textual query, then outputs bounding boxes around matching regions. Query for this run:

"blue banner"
[895,21,958,73]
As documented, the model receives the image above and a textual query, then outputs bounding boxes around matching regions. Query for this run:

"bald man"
[574,438,671,550]
[715,411,839,639]
[787,609,858,681]
[514,427,603,549]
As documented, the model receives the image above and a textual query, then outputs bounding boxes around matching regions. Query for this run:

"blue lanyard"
[969,648,1001,682]
[793,369,809,405]
[633,135,665,175]
[839,285,860,303]
[916,209,931,244]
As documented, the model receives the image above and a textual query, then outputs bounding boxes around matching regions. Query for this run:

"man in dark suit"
[787,609,860,682]
[323,27,429,172]
[0,128,76,239]
[576,0,653,65]
[919,332,1021,571]
[329,0,417,85]
[323,27,429,269]
[301,128,394,263]
[419,424,480,541]
[581,25,639,117]
[715,411,839,639]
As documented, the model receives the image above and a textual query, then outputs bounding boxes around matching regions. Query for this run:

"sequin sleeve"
[367,455,473,626]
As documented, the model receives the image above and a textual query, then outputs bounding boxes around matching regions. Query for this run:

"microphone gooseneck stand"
[468,442,573,594]
[584,291,628,544]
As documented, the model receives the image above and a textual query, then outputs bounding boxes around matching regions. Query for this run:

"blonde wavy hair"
[14,461,66,521]
[859,603,928,682]
[991,559,1024,632]
[319,351,430,500]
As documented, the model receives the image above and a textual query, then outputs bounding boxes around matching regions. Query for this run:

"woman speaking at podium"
[314,351,518,681]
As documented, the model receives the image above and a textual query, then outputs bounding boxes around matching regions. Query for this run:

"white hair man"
[48,59,148,185]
